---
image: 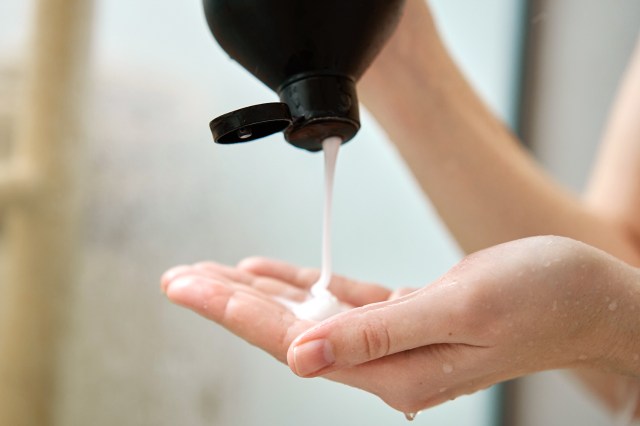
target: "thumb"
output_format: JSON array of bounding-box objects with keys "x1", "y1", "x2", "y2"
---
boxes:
[{"x1": 286, "y1": 283, "x2": 471, "y2": 377}]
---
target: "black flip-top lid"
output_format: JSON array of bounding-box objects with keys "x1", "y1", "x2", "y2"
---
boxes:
[{"x1": 210, "y1": 102, "x2": 292, "y2": 143}]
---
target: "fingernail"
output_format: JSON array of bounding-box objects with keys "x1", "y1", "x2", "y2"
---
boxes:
[
  {"x1": 165, "y1": 277, "x2": 211, "y2": 308},
  {"x1": 166, "y1": 277, "x2": 195, "y2": 294},
  {"x1": 292, "y1": 339, "x2": 335, "y2": 376},
  {"x1": 160, "y1": 265, "x2": 191, "y2": 293}
]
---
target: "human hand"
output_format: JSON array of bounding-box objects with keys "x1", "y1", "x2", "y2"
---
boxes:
[
  {"x1": 161, "y1": 236, "x2": 640, "y2": 414},
  {"x1": 160, "y1": 257, "x2": 392, "y2": 365}
]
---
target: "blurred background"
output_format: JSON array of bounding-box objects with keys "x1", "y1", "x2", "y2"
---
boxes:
[{"x1": 0, "y1": 0, "x2": 638, "y2": 425}]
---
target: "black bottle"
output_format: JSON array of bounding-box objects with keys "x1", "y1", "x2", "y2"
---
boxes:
[{"x1": 204, "y1": 0, "x2": 405, "y2": 151}]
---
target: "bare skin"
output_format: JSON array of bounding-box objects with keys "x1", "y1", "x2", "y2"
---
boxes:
[
  {"x1": 355, "y1": 0, "x2": 640, "y2": 415},
  {"x1": 162, "y1": 237, "x2": 640, "y2": 414},
  {"x1": 162, "y1": 0, "x2": 640, "y2": 418}
]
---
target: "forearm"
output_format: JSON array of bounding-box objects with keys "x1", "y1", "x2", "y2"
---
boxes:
[
  {"x1": 360, "y1": 25, "x2": 640, "y2": 266},
  {"x1": 586, "y1": 38, "x2": 640, "y2": 242},
  {"x1": 584, "y1": 256, "x2": 640, "y2": 417}
]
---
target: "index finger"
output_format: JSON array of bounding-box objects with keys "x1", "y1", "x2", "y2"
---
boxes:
[{"x1": 165, "y1": 275, "x2": 312, "y2": 362}]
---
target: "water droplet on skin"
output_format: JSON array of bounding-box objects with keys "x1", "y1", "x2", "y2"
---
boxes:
[
  {"x1": 608, "y1": 301, "x2": 618, "y2": 311},
  {"x1": 439, "y1": 387, "x2": 447, "y2": 393},
  {"x1": 578, "y1": 354, "x2": 588, "y2": 361},
  {"x1": 442, "y1": 363, "x2": 454, "y2": 374},
  {"x1": 404, "y1": 412, "x2": 420, "y2": 421}
]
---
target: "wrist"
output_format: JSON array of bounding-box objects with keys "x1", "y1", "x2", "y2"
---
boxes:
[
  {"x1": 359, "y1": 45, "x2": 455, "y2": 139},
  {"x1": 592, "y1": 262, "x2": 640, "y2": 376},
  {"x1": 359, "y1": 8, "x2": 453, "y2": 130}
]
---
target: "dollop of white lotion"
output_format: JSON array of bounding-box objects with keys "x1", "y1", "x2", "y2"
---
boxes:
[
  {"x1": 289, "y1": 136, "x2": 347, "y2": 321},
  {"x1": 292, "y1": 292, "x2": 346, "y2": 321}
]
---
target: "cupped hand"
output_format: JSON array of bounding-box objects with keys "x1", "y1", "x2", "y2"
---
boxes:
[
  {"x1": 161, "y1": 236, "x2": 637, "y2": 413},
  {"x1": 160, "y1": 258, "x2": 392, "y2": 364}
]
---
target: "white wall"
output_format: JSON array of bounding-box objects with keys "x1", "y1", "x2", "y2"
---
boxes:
[{"x1": 0, "y1": 0, "x2": 526, "y2": 424}]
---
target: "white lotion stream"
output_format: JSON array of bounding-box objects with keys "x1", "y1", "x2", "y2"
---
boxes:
[
  {"x1": 282, "y1": 138, "x2": 422, "y2": 422},
  {"x1": 287, "y1": 136, "x2": 348, "y2": 321}
]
